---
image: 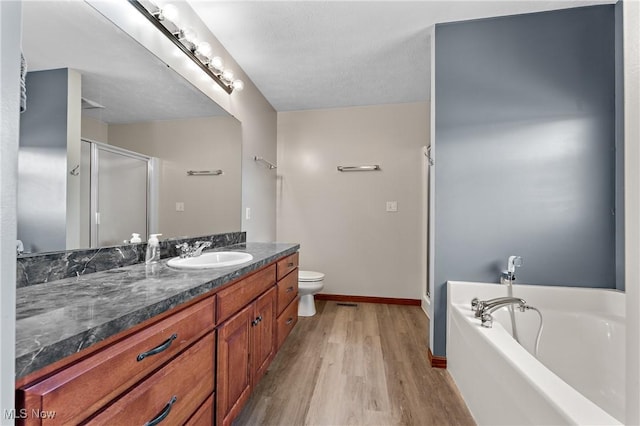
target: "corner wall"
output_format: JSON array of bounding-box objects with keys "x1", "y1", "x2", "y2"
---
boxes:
[
  {"x1": 277, "y1": 103, "x2": 429, "y2": 299},
  {"x1": 432, "y1": 5, "x2": 617, "y2": 357},
  {"x1": 624, "y1": 0, "x2": 640, "y2": 422}
]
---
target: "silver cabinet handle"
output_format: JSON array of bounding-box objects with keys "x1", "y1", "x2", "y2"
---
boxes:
[
  {"x1": 251, "y1": 316, "x2": 263, "y2": 327},
  {"x1": 144, "y1": 395, "x2": 177, "y2": 426},
  {"x1": 137, "y1": 334, "x2": 177, "y2": 362}
]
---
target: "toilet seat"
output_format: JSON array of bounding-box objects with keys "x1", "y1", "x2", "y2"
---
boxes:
[{"x1": 298, "y1": 270, "x2": 324, "y2": 282}]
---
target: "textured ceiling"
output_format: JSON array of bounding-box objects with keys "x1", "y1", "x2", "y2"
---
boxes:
[
  {"x1": 22, "y1": 1, "x2": 227, "y2": 124},
  {"x1": 188, "y1": 0, "x2": 615, "y2": 111}
]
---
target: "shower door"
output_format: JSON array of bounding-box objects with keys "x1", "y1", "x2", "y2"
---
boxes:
[{"x1": 88, "y1": 141, "x2": 150, "y2": 247}]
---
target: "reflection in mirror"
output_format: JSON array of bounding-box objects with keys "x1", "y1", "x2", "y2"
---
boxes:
[{"x1": 18, "y1": 1, "x2": 242, "y2": 254}]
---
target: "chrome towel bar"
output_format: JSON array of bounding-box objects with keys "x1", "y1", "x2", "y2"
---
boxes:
[
  {"x1": 337, "y1": 165, "x2": 381, "y2": 172},
  {"x1": 254, "y1": 156, "x2": 277, "y2": 169},
  {"x1": 187, "y1": 170, "x2": 223, "y2": 176}
]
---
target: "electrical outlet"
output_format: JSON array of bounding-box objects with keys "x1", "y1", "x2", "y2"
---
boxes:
[
  {"x1": 386, "y1": 201, "x2": 398, "y2": 212},
  {"x1": 176, "y1": 202, "x2": 185, "y2": 212},
  {"x1": 245, "y1": 207, "x2": 251, "y2": 220}
]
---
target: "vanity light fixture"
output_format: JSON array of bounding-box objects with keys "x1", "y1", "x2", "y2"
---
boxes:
[{"x1": 129, "y1": 0, "x2": 244, "y2": 94}]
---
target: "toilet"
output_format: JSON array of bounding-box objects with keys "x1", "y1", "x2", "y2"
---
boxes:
[{"x1": 297, "y1": 270, "x2": 325, "y2": 317}]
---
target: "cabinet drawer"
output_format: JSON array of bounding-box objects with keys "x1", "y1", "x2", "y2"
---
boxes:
[
  {"x1": 87, "y1": 332, "x2": 215, "y2": 425},
  {"x1": 217, "y1": 265, "x2": 276, "y2": 323},
  {"x1": 19, "y1": 297, "x2": 215, "y2": 425},
  {"x1": 276, "y1": 269, "x2": 298, "y2": 316},
  {"x1": 276, "y1": 252, "x2": 299, "y2": 281},
  {"x1": 186, "y1": 393, "x2": 214, "y2": 426},
  {"x1": 277, "y1": 297, "x2": 299, "y2": 350}
]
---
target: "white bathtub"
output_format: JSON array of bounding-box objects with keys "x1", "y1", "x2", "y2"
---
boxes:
[{"x1": 447, "y1": 281, "x2": 624, "y2": 425}]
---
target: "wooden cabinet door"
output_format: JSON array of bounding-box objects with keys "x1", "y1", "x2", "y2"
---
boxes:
[
  {"x1": 216, "y1": 305, "x2": 252, "y2": 426},
  {"x1": 252, "y1": 286, "x2": 277, "y2": 386}
]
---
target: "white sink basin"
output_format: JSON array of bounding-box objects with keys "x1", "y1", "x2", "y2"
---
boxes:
[{"x1": 167, "y1": 251, "x2": 253, "y2": 269}]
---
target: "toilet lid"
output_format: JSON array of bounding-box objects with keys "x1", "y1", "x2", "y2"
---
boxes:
[{"x1": 299, "y1": 270, "x2": 325, "y2": 282}]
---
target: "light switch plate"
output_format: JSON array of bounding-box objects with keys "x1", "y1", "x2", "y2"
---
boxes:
[
  {"x1": 176, "y1": 202, "x2": 185, "y2": 212},
  {"x1": 245, "y1": 207, "x2": 251, "y2": 220},
  {"x1": 386, "y1": 201, "x2": 398, "y2": 212}
]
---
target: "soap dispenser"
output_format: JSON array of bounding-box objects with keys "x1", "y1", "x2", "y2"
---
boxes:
[{"x1": 145, "y1": 233, "x2": 162, "y2": 264}]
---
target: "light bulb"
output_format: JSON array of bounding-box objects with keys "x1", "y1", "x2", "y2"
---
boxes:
[
  {"x1": 232, "y1": 80, "x2": 244, "y2": 91},
  {"x1": 181, "y1": 27, "x2": 197, "y2": 42},
  {"x1": 161, "y1": 4, "x2": 179, "y2": 23},
  {"x1": 222, "y1": 70, "x2": 234, "y2": 82},
  {"x1": 209, "y1": 56, "x2": 224, "y2": 72},
  {"x1": 196, "y1": 42, "x2": 212, "y2": 57}
]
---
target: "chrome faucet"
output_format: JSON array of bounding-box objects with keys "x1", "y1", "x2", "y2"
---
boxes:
[
  {"x1": 192, "y1": 241, "x2": 212, "y2": 256},
  {"x1": 471, "y1": 296, "x2": 519, "y2": 317},
  {"x1": 175, "y1": 241, "x2": 212, "y2": 258},
  {"x1": 471, "y1": 297, "x2": 527, "y2": 328}
]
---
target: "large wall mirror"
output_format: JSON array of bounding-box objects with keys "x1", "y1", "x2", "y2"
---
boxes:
[{"x1": 18, "y1": 1, "x2": 242, "y2": 254}]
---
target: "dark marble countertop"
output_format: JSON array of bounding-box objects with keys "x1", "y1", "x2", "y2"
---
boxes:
[{"x1": 16, "y1": 242, "x2": 299, "y2": 381}]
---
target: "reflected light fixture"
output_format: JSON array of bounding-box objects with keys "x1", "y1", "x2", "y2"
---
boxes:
[{"x1": 130, "y1": 0, "x2": 244, "y2": 94}]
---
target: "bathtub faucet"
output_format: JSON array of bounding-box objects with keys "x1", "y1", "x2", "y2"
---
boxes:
[
  {"x1": 500, "y1": 255, "x2": 523, "y2": 284},
  {"x1": 472, "y1": 296, "x2": 519, "y2": 317},
  {"x1": 474, "y1": 297, "x2": 527, "y2": 328}
]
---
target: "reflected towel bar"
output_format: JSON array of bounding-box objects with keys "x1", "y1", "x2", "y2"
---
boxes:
[
  {"x1": 254, "y1": 156, "x2": 277, "y2": 169},
  {"x1": 337, "y1": 165, "x2": 381, "y2": 172},
  {"x1": 187, "y1": 170, "x2": 223, "y2": 176}
]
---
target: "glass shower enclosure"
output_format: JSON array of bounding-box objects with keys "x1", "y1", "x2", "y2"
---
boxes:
[{"x1": 81, "y1": 140, "x2": 153, "y2": 247}]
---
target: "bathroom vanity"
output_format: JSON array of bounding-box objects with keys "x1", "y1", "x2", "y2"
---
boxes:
[{"x1": 14, "y1": 243, "x2": 299, "y2": 425}]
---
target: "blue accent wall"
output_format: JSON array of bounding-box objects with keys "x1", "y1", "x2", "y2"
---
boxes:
[
  {"x1": 432, "y1": 5, "x2": 617, "y2": 357},
  {"x1": 614, "y1": 1, "x2": 625, "y2": 291},
  {"x1": 18, "y1": 69, "x2": 69, "y2": 253}
]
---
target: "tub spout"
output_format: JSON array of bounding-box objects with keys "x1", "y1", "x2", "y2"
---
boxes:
[
  {"x1": 473, "y1": 296, "x2": 525, "y2": 318},
  {"x1": 478, "y1": 297, "x2": 527, "y2": 328},
  {"x1": 483, "y1": 297, "x2": 526, "y2": 313}
]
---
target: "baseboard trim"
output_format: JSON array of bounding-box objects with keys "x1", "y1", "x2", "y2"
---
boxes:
[
  {"x1": 428, "y1": 348, "x2": 447, "y2": 369},
  {"x1": 315, "y1": 294, "x2": 421, "y2": 306}
]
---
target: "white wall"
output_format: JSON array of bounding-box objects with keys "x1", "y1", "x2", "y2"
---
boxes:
[
  {"x1": 277, "y1": 103, "x2": 429, "y2": 299},
  {"x1": 65, "y1": 69, "x2": 82, "y2": 250},
  {"x1": 81, "y1": 116, "x2": 108, "y2": 143},
  {"x1": 109, "y1": 117, "x2": 242, "y2": 239},
  {"x1": 624, "y1": 0, "x2": 640, "y2": 422},
  {"x1": 0, "y1": 0, "x2": 20, "y2": 419},
  {"x1": 230, "y1": 87, "x2": 278, "y2": 242},
  {"x1": 88, "y1": 0, "x2": 278, "y2": 242}
]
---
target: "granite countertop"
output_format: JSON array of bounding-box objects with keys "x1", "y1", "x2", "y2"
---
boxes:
[{"x1": 16, "y1": 242, "x2": 299, "y2": 381}]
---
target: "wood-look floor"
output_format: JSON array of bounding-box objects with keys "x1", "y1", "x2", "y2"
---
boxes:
[{"x1": 234, "y1": 300, "x2": 475, "y2": 426}]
